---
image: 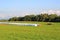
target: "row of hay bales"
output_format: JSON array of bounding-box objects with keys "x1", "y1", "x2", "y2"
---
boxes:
[{"x1": 0, "y1": 22, "x2": 38, "y2": 27}]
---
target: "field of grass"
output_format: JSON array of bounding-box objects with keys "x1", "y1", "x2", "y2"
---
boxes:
[{"x1": 0, "y1": 22, "x2": 60, "y2": 40}]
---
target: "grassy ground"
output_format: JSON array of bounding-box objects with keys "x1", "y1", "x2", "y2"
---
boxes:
[{"x1": 0, "y1": 22, "x2": 60, "y2": 40}]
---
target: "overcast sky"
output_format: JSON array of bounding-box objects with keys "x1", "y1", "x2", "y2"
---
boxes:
[{"x1": 0, "y1": 0, "x2": 60, "y2": 19}]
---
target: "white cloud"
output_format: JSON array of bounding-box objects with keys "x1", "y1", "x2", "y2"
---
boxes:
[{"x1": 41, "y1": 10, "x2": 60, "y2": 15}]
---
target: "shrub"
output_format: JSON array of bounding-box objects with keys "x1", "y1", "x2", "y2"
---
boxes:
[{"x1": 47, "y1": 22, "x2": 52, "y2": 25}]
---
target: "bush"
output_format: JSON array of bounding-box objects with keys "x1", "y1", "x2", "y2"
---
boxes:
[{"x1": 47, "y1": 22, "x2": 52, "y2": 25}]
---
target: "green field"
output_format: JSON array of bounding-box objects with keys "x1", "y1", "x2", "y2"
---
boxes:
[{"x1": 0, "y1": 22, "x2": 60, "y2": 40}]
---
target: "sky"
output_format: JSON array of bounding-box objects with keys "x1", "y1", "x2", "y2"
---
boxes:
[{"x1": 0, "y1": 0, "x2": 60, "y2": 19}]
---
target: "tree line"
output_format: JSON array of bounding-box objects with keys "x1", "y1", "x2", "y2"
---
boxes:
[{"x1": 8, "y1": 14, "x2": 60, "y2": 22}]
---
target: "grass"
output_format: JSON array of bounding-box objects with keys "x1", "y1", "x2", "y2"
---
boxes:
[{"x1": 0, "y1": 22, "x2": 60, "y2": 40}]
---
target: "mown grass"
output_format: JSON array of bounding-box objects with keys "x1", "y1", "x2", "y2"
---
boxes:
[{"x1": 0, "y1": 22, "x2": 60, "y2": 40}]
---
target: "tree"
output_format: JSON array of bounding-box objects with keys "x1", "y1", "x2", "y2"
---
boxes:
[
  {"x1": 8, "y1": 17, "x2": 18, "y2": 21},
  {"x1": 40, "y1": 14, "x2": 49, "y2": 22},
  {"x1": 49, "y1": 14, "x2": 57, "y2": 22},
  {"x1": 23, "y1": 15, "x2": 31, "y2": 21},
  {"x1": 54, "y1": 16, "x2": 60, "y2": 22},
  {"x1": 17, "y1": 17, "x2": 24, "y2": 21}
]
